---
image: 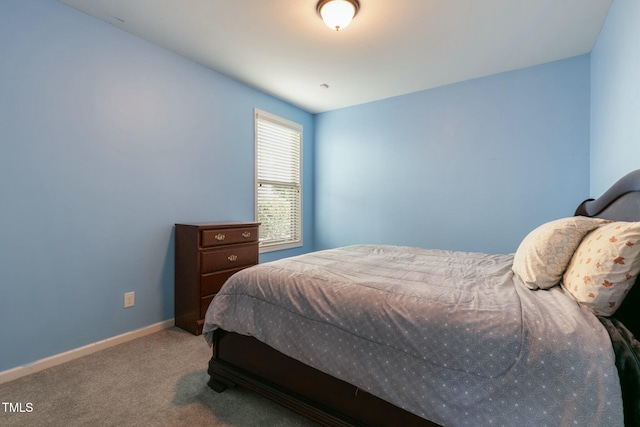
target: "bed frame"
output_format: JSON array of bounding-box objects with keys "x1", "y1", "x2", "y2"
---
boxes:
[{"x1": 208, "y1": 169, "x2": 640, "y2": 427}]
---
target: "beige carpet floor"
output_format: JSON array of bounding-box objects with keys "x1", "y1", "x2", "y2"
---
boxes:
[{"x1": 0, "y1": 327, "x2": 318, "y2": 427}]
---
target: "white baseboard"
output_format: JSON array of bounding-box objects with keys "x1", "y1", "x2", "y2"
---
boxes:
[{"x1": 0, "y1": 319, "x2": 175, "y2": 385}]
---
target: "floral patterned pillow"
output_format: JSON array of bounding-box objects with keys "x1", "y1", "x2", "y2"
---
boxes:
[
  {"x1": 512, "y1": 217, "x2": 609, "y2": 289},
  {"x1": 562, "y1": 221, "x2": 640, "y2": 316}
]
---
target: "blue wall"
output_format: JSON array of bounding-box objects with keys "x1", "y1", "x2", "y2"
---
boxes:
[
  {"x1": 590, "y1": 0, "x2": 640, "y2": 195},
  {"x1": 0, "y1": 0, "x2": 314, "y2": 372},
  {"x1": 315, "y1": 56, "x2": 591, "y2": 254}
]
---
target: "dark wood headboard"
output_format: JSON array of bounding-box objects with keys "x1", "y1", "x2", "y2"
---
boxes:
[{"x1": 574, "y1": 169, "x2": 640, "y2": 337}]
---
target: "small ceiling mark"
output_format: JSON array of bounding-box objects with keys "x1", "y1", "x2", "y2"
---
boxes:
[{"x1": 320, "y1": 83, "x2": 330, "y2": 89}]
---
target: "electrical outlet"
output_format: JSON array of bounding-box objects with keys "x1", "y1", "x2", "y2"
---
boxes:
[{"x1": 124, "y1": 292, "x2": 135, "y2": 308}]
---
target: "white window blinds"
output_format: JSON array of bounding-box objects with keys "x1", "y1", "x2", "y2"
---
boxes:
[{"x1": 255, "y1": 109, "x2": 303, "y2": 252}]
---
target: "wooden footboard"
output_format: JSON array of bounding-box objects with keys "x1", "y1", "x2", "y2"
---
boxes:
[{"x1": 208, "y1": 330, "x2": 440, "y2": 427}]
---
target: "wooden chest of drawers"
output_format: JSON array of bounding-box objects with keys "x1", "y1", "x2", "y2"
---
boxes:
[{"x1": 174, "y1": 222, "x2": 259, "y2": 335}]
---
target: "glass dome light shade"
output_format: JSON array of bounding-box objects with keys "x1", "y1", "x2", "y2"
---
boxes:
[{"x1": 318, "y1": 0, "x2": 358, "y2": 31}]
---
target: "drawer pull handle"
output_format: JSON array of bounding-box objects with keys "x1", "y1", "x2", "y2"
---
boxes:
[
  {"x1": 214, "y1": 233, "x2": 226, "y2": 241},
  {"x1": 242, "y1": 232, "x2": 251, "y2": 238},
  {"x1": 228, "y1": 255, "x2": 238, "y2": 262}
]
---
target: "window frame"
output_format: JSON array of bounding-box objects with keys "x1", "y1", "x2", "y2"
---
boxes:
[{"x1": 254, "y1": 109, "x2": 303, "y2": 253}]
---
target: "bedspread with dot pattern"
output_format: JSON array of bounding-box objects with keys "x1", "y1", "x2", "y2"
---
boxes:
[{"x1": 204, "y1": 245, "x2": 623, "y2": 426}]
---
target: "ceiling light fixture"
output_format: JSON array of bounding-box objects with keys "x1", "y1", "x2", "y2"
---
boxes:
[{"x1": 316, "y1": 0, "x2": 360, "y2": 31}]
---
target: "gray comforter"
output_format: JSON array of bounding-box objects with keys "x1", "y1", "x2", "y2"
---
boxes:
[{"x1": 203, "y1": 245, "x2": 623, "y2": 426}]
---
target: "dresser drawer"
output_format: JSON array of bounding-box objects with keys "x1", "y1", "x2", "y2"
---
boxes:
[
  {"x1": 200, "y1": 227, "x2": 258, "y2": 247},
  {"x1": 201, "y1": 268, "x2": 245, "y2": 296},
  {"x1": 201, "y1": 295, "x2": 214, "y2": 318},
  {"x1": 200, "y1": 244, "x2": 258, "y2": 274}
]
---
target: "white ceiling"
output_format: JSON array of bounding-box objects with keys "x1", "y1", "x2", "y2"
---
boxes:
[{"x1": 58, "y1": 0, "x2": 612, "y2": 114}]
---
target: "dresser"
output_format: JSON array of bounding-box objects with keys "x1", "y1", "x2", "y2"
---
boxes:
[{"x1": 174, "y1": 222, "x2": 260, "y2": 335}]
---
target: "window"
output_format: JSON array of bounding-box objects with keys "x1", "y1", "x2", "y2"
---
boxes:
[{"x1": 255, "y1": 109, "x2": 303, "y2": 252}]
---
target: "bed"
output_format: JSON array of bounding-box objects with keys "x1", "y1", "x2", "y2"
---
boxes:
[{"x1": 203, "y1": 169, "x2": 640, "y2": 427}]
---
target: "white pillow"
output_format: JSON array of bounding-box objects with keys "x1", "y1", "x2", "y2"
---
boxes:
[
  {"x1": 512, "y1": 217, "x2": 609, "y2": 289},
  {"x1": 562, "y1": 221, "x2": 640, "y2": 316}
]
